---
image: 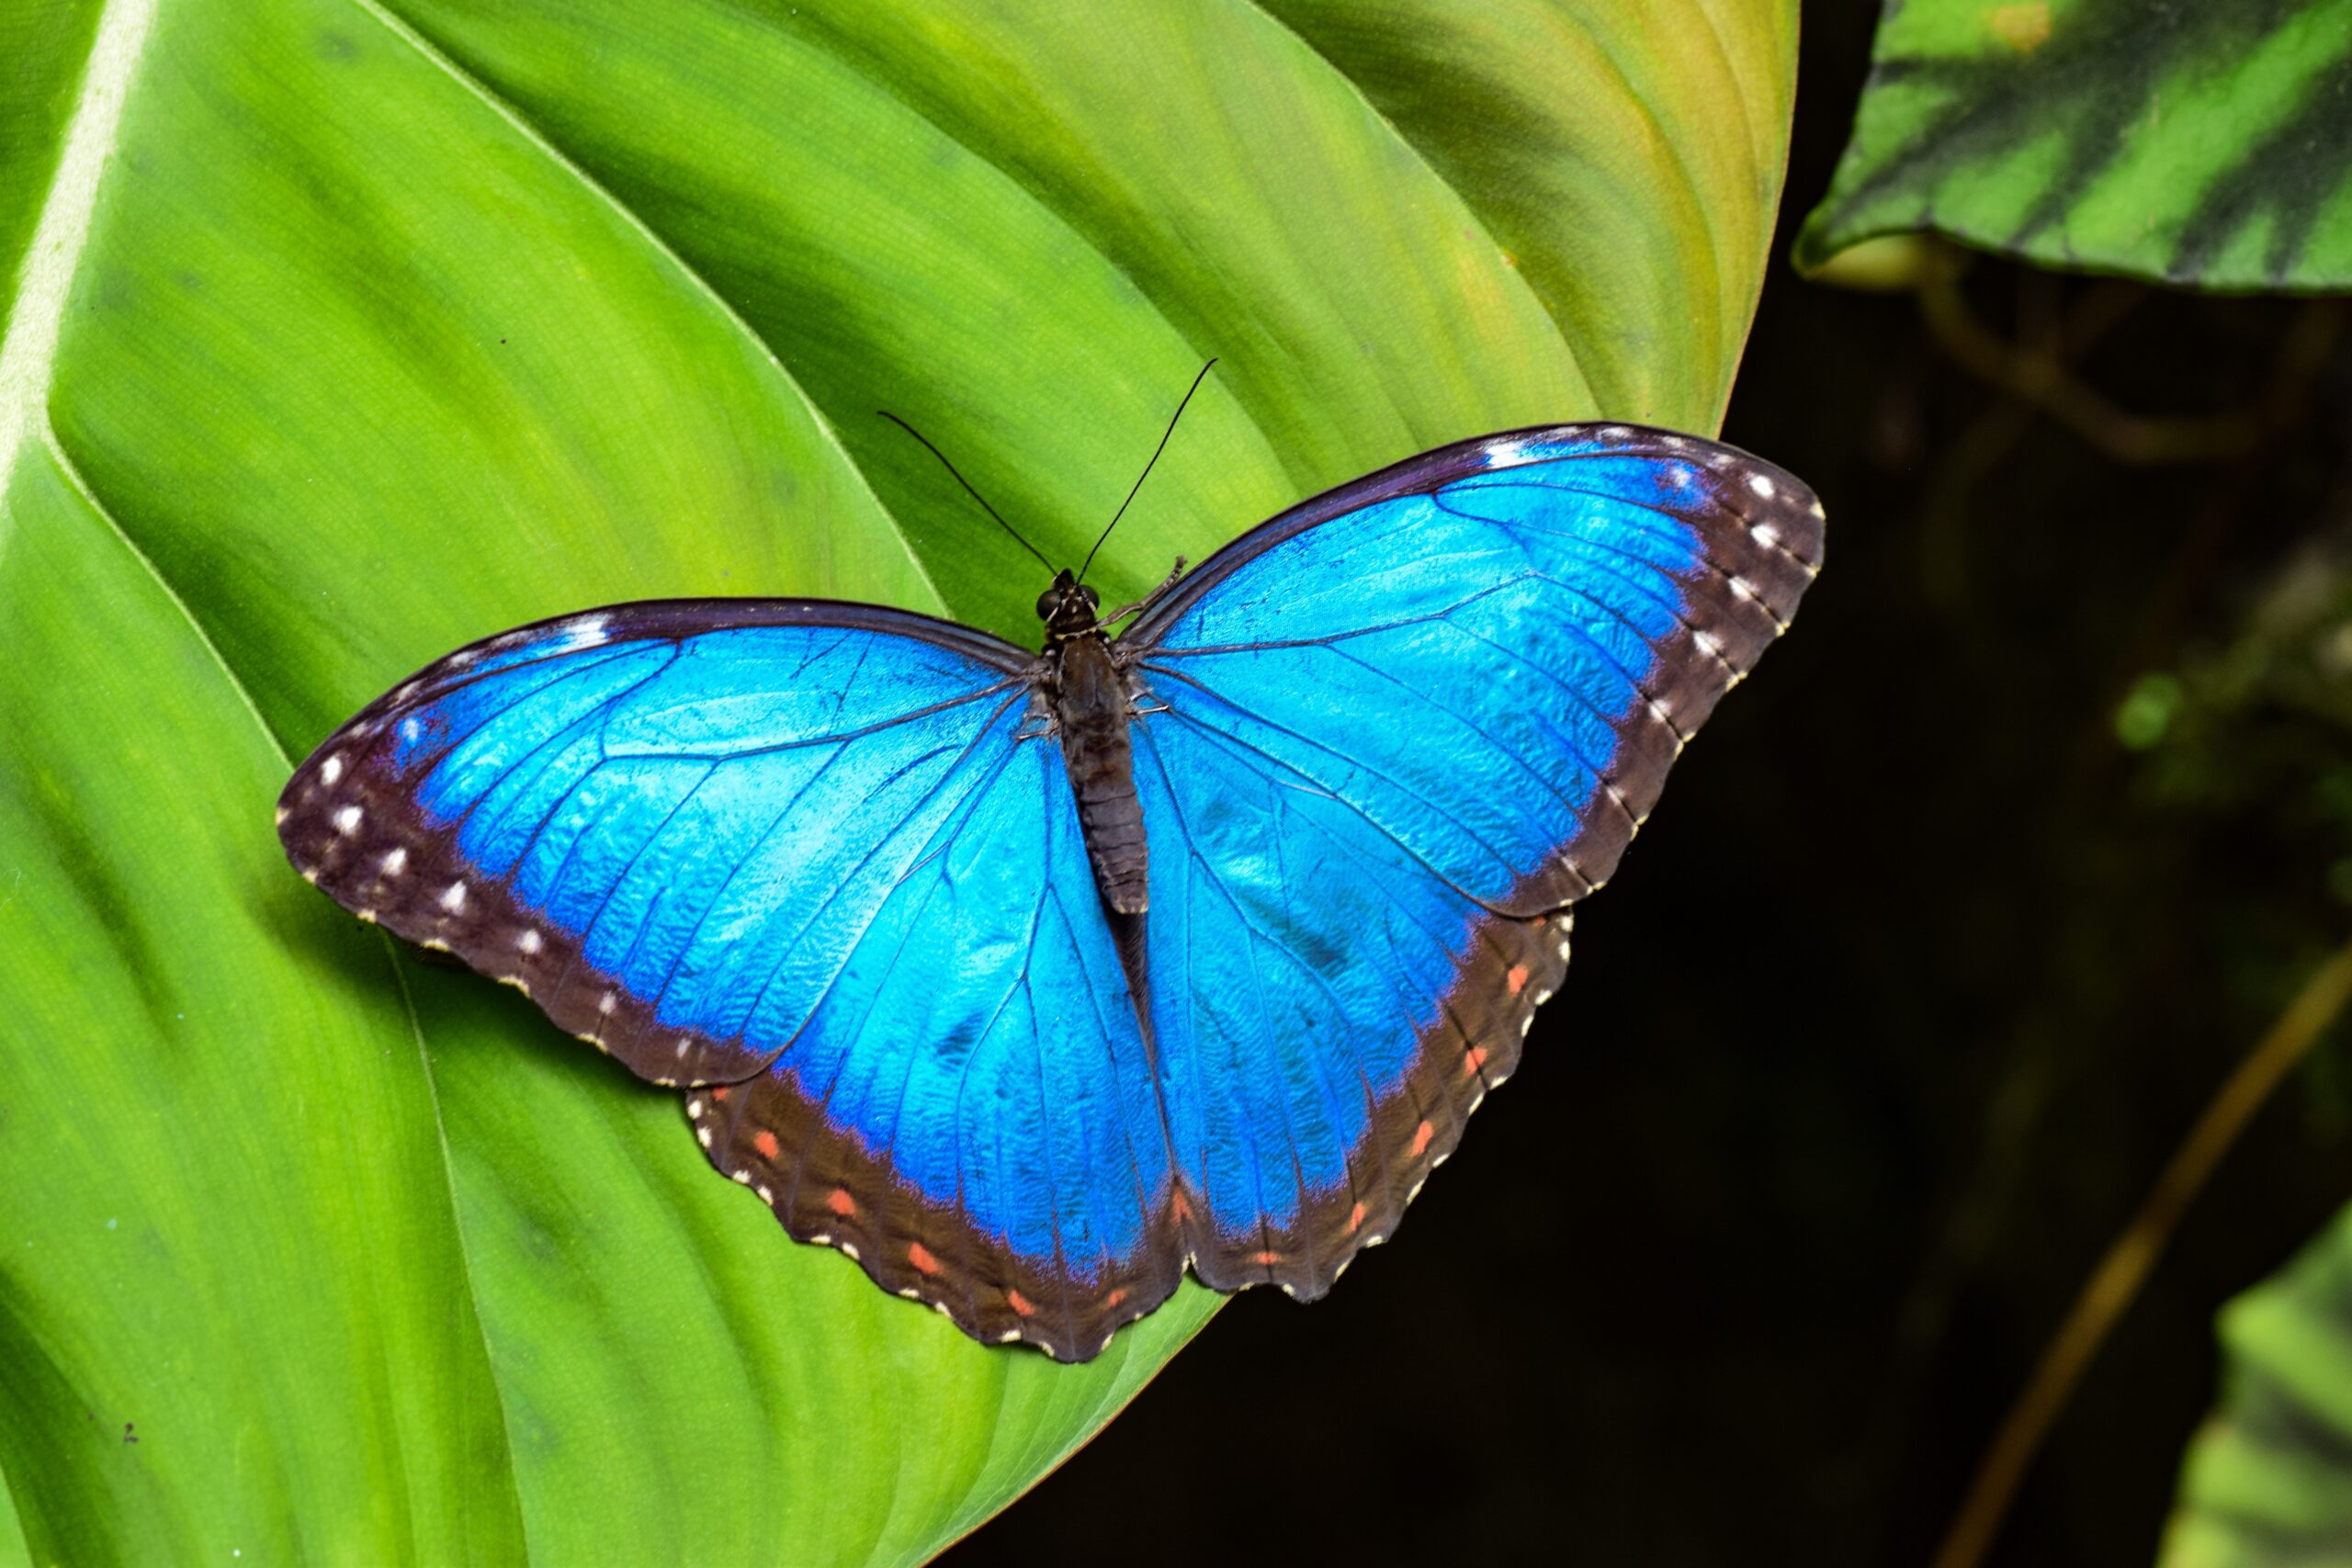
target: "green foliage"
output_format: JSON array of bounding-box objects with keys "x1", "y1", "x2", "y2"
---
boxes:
[
  {"x1": 0, "y1": 0, "x2": 1794, "y2": 1562},
  {"x1": 2165, "y1": 1197, "x2": 2352, "y2": 1565},
  {"x1": 1800, "y1": 0, "x2": 2352, "y2": 290},
  {"x1": 2121, "y1": 527, "x2": 2352, "y2": 929},
  {"x1": 2144, "y1": 527, "x2": 2352, "y2": 1564}
]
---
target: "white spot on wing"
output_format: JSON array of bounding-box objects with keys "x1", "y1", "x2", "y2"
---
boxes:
[
  {"x1": 320, "y1": 754, "x2": 345, "y2": 785},
  {"x1": 545, "y1": 614, "x2": 612, "y2": 654},
  {"x1": 332, "y1": 805, "x2": 361, "y2": 835},
  {"x1": 1752, "y1": 522, "x2": 1781, "y2": 547},
  {"x1": 439, "y1": 881, "x2": 466, "y2": 913},
  {"x1": 1747, "y1": 471, "x2": 1776, "y2": 498},
  {"x1": 379, "y1": 848, "x2": 407, "y2": 876},
  {"x1": 517, "y1": 929, "x2": 542, "y2": 955}
]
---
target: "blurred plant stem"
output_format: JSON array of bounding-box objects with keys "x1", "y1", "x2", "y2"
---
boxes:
[
  {"x1": 1930, "y1": 933, "x2": 2352, "y2": 1568},
  {"x1": 1915, "y1": 253, "x2": 2345, "y2": 466}
]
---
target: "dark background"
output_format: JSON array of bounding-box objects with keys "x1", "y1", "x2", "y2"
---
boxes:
[{"x1": 956, "y1": 4, "x2": 2352, "y2": 1563}]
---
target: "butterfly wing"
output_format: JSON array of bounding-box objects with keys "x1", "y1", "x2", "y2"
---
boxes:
[
  {"x1": 1120, "y1": 423, "x2": 1823, "y2": 1293},
  {"x1": 278, "y1": 420, "x2": 1822, "y2": 1359},
  {"x1": 279, "y1": 601, "x2": 1182, "y2": 1358}
]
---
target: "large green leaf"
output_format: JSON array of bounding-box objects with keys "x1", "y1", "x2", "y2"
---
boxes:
[
  {"x1": 0, "y1": 1, "x2": 1793, "y2": 1561},
  {"x1": 2163, "y1": 1196, "x2": 2352, "y2": 1566},
  {"x1": 1798, "y1": 0, "x2": 2352, "y2": 290}
]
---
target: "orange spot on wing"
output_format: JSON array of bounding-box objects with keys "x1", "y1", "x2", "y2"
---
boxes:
[
  {"x1": 826, "y1": 1187, "x2": 856, "y2": 1218},
  {"x1": 1464, "y1": 1046, "x2": 1489, "y2": 1077},
  {"x1": 708, "y1": 1086, "x2": 731, "y2": 1102},
  {"x1": 1006, "y1": 1290, "x2": 1035, "y2": 1318},
  {"x1": 1250, "y1": 1249, "x2": 1282, "y2": 1267},
  {"x1": 1347, "y1": 1201, "x2": 1366, "y2": 1234},
  {"x1": 1410, "y1": 1121, "x2": 1435, "y2": 1157},
  {"x1": 1505, "y1": 963, "x2": 1530, "y2": 996},
  {"x1": 908, "y1": 1242, "x2": 941, "y2": 1275},
  {"x1": 1105, "y1": 1288, "x2": 1128, "y2": 1308},
  {"x1": 1170, "y1": 1189, "x2": 1193, "y2": 1224},
  {"x1": 752, "y1": 1129, "x2": 780, "y2": 1161}
]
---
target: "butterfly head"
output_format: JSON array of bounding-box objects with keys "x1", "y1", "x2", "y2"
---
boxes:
[{"x1": 1036, "y1": 569, "x2": 1102, "y2": 641}]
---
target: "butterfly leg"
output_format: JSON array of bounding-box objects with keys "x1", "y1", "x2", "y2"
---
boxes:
[
  {"x1": 1012, "y1": 686, "x2": 1058, "y2": 743},
  {"x1": 1120, "y1": 666, "x2": 1170, "y2": 718},
  {"x1": 1099, "y1": 556, "x2": 1189, "y2": 631}
]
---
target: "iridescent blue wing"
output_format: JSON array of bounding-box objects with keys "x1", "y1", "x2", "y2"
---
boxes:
[
  {"x1": 1119, "y1": 423, "x2": 1823, "y2": 1295},
  {"x1": 278, "y1": 603, "x2": 1182, "y2": 1359}
]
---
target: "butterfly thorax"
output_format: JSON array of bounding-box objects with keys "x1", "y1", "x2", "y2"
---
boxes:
[{"x1": 1037, "y1": 570, "x2": 1149, "y2": 916}]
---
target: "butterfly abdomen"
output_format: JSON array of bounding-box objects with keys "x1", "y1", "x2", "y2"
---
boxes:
[{"x1": 1051, "y1": 632, "x2": 1149, "y2": 915}]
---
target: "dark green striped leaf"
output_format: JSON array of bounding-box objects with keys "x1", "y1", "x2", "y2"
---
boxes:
[
  {"x1": 2164, "y1": 1198, "x2": 2352, "y2": 1565},
  {"x1": 1798, "y1": 0, "x2": 2352, "y2": 290}
]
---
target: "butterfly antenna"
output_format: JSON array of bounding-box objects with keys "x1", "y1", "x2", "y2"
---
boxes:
[
  {"x1": 876, "y1": 410, "x2": 1052, "y2": 572},
  {"x1": 1078, "y1": 357, "x2": 1217, "y2": 585}
]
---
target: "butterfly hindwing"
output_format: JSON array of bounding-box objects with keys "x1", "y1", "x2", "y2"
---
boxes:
[
  {"x1": 1129, "y1": 701, "x2": 1571, "y2": 1295},
  {"x1": 687, "y1": 723, "x2": 1186, "y2": 1358}
]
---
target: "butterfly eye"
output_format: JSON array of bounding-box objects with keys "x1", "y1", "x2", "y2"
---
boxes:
[{"x1": 1035, "y1": 589, "x2": 1060, "y2": 622}]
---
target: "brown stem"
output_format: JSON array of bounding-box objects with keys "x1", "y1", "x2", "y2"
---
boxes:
[
  {"x1": 1930, "y1": 933, "x2": 2352, "y2": 1568},
  {"x1": 1916, "y1": 267, "x2": 2344, "y2": 465}
]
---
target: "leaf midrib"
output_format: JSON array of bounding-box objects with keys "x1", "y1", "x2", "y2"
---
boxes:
[{"x1": 0, "y1": 0, "x2": 155, "y2": 521}]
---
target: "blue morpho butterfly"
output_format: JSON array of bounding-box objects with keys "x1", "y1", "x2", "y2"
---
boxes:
[{"x1": 277, "y1": 378, "x2": 1823, "y2": 1362}]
